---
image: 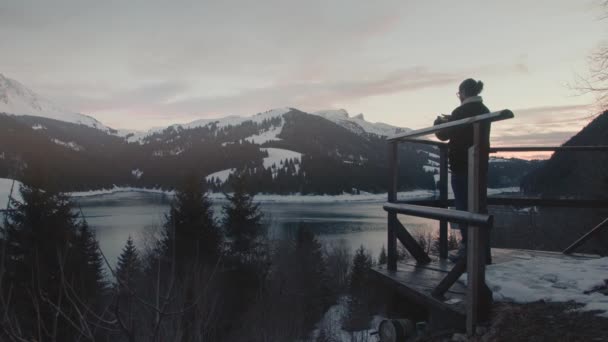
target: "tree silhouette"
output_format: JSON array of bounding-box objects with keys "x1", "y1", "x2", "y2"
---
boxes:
[{"x1": 223, "y1": 173, "x2": 264, "y2": 256}]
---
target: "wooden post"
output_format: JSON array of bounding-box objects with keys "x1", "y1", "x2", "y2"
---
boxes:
[
  {"x1": 388, "y1": 142, "x2": 398, "y2": 271},
  {"x1": 466, "y1": 122, "x2": 492, "y2": 335},
  {"x1": 439, "y1": 145, "x2": 449, "y2": 259}
]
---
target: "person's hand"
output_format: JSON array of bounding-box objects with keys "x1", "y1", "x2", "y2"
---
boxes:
[{"x1": 434, "y1": 115, "x2": 448, "y2": 125}]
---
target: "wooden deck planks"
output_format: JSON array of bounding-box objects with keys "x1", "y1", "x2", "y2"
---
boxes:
[{"x1": 370, "y1": 248, "x2": 601, "y2": 329}]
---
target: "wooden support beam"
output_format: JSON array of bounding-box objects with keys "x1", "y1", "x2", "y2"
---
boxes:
[
  {"x1": 563, "y1": 217, "x2": 608, "y2": 254},
  {"x1": 383, "y1": 203, "x2": 493, "y2": 227},
  {"x1": 439, "y1": 145, "x2": 449, "y2": 259},
  {"x1": 432, "y1": 258, "x2": 466, "y2": 299},
  {"x1": 466, "y1": 122, "x2": 493, "y2": 335},
  {"x1": 388, "y1": 142, "x2": 398, "y2": 271},
  {"x1": 394, "y1": 219, "x2": 432, "y2": 264}
]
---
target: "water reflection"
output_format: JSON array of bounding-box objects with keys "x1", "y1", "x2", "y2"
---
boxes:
[{"x1": 76, "y1": 192, "x2": 440, "y2": 269}]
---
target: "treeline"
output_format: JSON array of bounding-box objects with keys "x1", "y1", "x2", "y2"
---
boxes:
[
  {"x1": 0, "y1": 173, "x2": 386, "y2": 341},
  {"x1": 0, "y1": 111, "x2": 435, "y2": 195}
]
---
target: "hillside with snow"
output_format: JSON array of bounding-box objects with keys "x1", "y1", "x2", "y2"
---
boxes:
[
  {"x1": 0, "y1": 73, "x2": 115, "y2": 133},
  {"x1": 0, "y1": 74, "x2": 538, "y2": 194},
  {"x1": 313, "y1": 109, "x2": 409, "y2": 137}
]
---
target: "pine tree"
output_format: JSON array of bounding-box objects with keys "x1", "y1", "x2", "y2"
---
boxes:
[
  {"x1": 161, "y1": 174, "x2": 222, "y2": 272},
  {"x1": 344, "y1": 245, "x2": 373, "y2": 331},
  {"x1": 349, "y1": 246, "x2": 372, "y2": 297},
  {"x1": 3, "y1": 182, "x2": 85, "y2": 340},
  {"x1": 223, "y1": 173, "x2": 264, "y2": 255},
  {"x1": 294, "y1": 227, "x2": 332, "y2": 329},
  {"x1": 114, "y1": 236, "x2": 142, "y2": 341},
  {"x1": 73, "y1": 220, "x2": 106, "y2": 305},
  {"x1": 378, "y1": 245, "x2": 387, "y2": 265},
  {"x1": 115, "y1": 235, "x2": 141, "y2": 293}
]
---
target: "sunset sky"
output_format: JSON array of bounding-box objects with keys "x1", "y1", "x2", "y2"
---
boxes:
[{"x1": 1, "y1": 0, "x2": 606, "y2": 153}]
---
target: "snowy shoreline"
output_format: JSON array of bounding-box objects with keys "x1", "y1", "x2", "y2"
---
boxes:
[
  {"x1": 2, "y1": 178, "x2": 520, "y2": 206},
  {"x1": 69, "y1": 185, "x2": 521, "y2": 202}
]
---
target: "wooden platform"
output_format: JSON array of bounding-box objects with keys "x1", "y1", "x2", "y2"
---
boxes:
[{"x1": 370, "y1": 248, "x2": 599, "y2": 330}]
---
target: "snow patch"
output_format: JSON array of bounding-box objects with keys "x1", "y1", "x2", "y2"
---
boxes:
[
  {"x1": 243, "y1": 120, "x2": 284, "y2": 144},
  {"x1": 490, "y1": 157, "x2": 510, "y2": 163},
  {"x1": 32, "y1": 124, "x2": 46, "y2": 130},
  {"x1": 205, "y1": 168, "x2": 236, "y2": 183},
  {"x1": 69, "y1": 186, "x2": 172, "y2": 197},
  {"x1": 131, "y1": 169, "x2": 143, "y2": 179},
  {"x1": 463, "y1": 254, "x2": 608, "y2": 317},
  {"x1": 51, "y1": 139, "x2": 84, "y2": 151},
  {"x1": 0, "y1": 178, "x2": 23, "y2": 210},
  {"x1": 311, "y1": 296, "x2": 385, "y2": 342},
  {"x1": 261, "y1": 147, "x2": 302, "y2": 170}
]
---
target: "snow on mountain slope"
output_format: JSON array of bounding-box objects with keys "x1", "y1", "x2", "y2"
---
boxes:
[
  {"x1": 124, "y1": 107, "x2": 292, "y2": 143},
  {"x1": 206, "y1": 147, "x2": 302, "y2": 184},
  {"x1": 313, "y1": 109, "x2": 410, "y2": 137},
  {"x1": 261, "y1": 148, "x2": 302, "y2": 169},
  {"x1": 0, "y1": 178, "x2": 22, "y2": 210},
  {"x1": 0, "y1": 73, "x2": 114, "y2": 132}
]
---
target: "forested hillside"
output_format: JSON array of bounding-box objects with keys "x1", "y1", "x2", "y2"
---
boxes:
[{"x1": 521, "y1": 111, "x2": 608, "y2": 198}]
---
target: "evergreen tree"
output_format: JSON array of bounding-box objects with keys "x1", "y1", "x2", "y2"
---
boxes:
[
  {"x1": 114, "y1": 236, "x2": 142, "y2": 341},
  {"x1": 378, "y1": 245, "x2": 387, "y2": 265},
  {"x1": 115, "y1": 235, "x2": 141, "y2": 293},
  {"x1": 223, "y1": 173, "x2": 264, "y2": 255},
  {"x1": 294, "y1": 227, "x2": 332, "y2": 329},
  {"x1": 349, "y1": 246, "x2": 373, "y2": 297},
  {"x1": 344, "y1": 245, "x2": 373, "y2": 331},
  {"x1": 2, "y1": 182, "x2": 85, "y2": 340},
  {"x1": 161, "y1": 174, "x2": 222, "y2": 273},
  {"x1": 73, "y1": 220, "x2": 106, "y2": 306}
]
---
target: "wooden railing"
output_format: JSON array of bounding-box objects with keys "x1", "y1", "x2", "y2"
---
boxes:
[
  {"x1": 384, "y1": 108, "x2": 608, "y2": 334},
  {"x1": 386, "y1": 109, "x2": 513, "y2": 334}
]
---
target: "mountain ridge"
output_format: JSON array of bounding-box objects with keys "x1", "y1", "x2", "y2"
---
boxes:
[{"x1": 0, "y1": 73, "x2": 410, "y2": 142}]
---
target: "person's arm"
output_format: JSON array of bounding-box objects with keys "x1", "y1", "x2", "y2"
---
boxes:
[{"x1": 434, "y1": 114, "x2": 452, "y2": 141}]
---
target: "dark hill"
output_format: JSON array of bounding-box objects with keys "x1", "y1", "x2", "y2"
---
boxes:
[{"x1": 521, "y1": 111, "x2": 608, "y2": 198}]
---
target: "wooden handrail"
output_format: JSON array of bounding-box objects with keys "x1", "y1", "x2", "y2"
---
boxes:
[
  {"x1": 490, "y1": 146, "x2": 608, "y2": 153},
  {"x1": 397, "y1": 138, "x2": 448, "y2": 148},
  {"x1": 387, "y1": 109, "x2": 514, "y2": 142},
  {"x1": 383, "y1": 203, "x2": 493, "y2": 227}
]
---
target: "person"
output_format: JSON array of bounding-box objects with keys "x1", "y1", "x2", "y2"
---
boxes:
[{"x1": 434, "y1": 78, "x2": 489, "y2": 262}]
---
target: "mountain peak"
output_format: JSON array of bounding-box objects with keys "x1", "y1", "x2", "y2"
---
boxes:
[
  {"x1": 314, "y1": 109, "x2": 349, "y2": 118},
  {"x1": 313, "y1": 108, "x2": 408, "y2": 137},
  {"x1": 0, "y1": 73, "x2": 114, "y2": 132}
]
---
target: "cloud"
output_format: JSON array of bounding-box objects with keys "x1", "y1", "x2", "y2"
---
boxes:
[
  {"x1": 490, "y1": 104, "x2": 596, "y2": 148},
  {"x1": 492, "y1": 131, "x2": 578, "y2": 146},
  {"x1": 157, "y1": 67, "x2": 461, "y2": 116}
]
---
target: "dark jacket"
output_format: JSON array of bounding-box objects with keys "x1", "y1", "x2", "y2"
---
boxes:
[{"x1": 435, "y1": 97, "x2": 490, "y2": 175}]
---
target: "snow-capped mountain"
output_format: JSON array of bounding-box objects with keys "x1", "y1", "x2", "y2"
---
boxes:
[
  {"x1": 0, "y1": 74, "x2": 538, "y2": 194},
  {"x1": 0, "y1": 73, "x2": 114, "y2": 133},
  {"x1": 313, "y1": 109, "x2": 409, "y2": 137},
  {"x1": 123, "y1": 107, "x2": 293, "y2": 143},
  {"x1": 124, "y1": 107, "x2": 409, "y2": 143}
]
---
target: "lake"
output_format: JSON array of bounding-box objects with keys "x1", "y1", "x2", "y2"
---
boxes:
[{"x1": 76, "y1": 191, "x2": 442, "y2": 269}]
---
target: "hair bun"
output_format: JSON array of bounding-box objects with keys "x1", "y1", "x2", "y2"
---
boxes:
[{"x1": 476, "y1": 81, "x2": 484, "y2": 95}]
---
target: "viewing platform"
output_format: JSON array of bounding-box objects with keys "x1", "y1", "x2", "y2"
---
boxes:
[
  {"x1": 373, "y1": 109, "x2": 608, "y2": 336},
  {"x1": 371, "y1": 248, "x2": 601, "y2": 331}
]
